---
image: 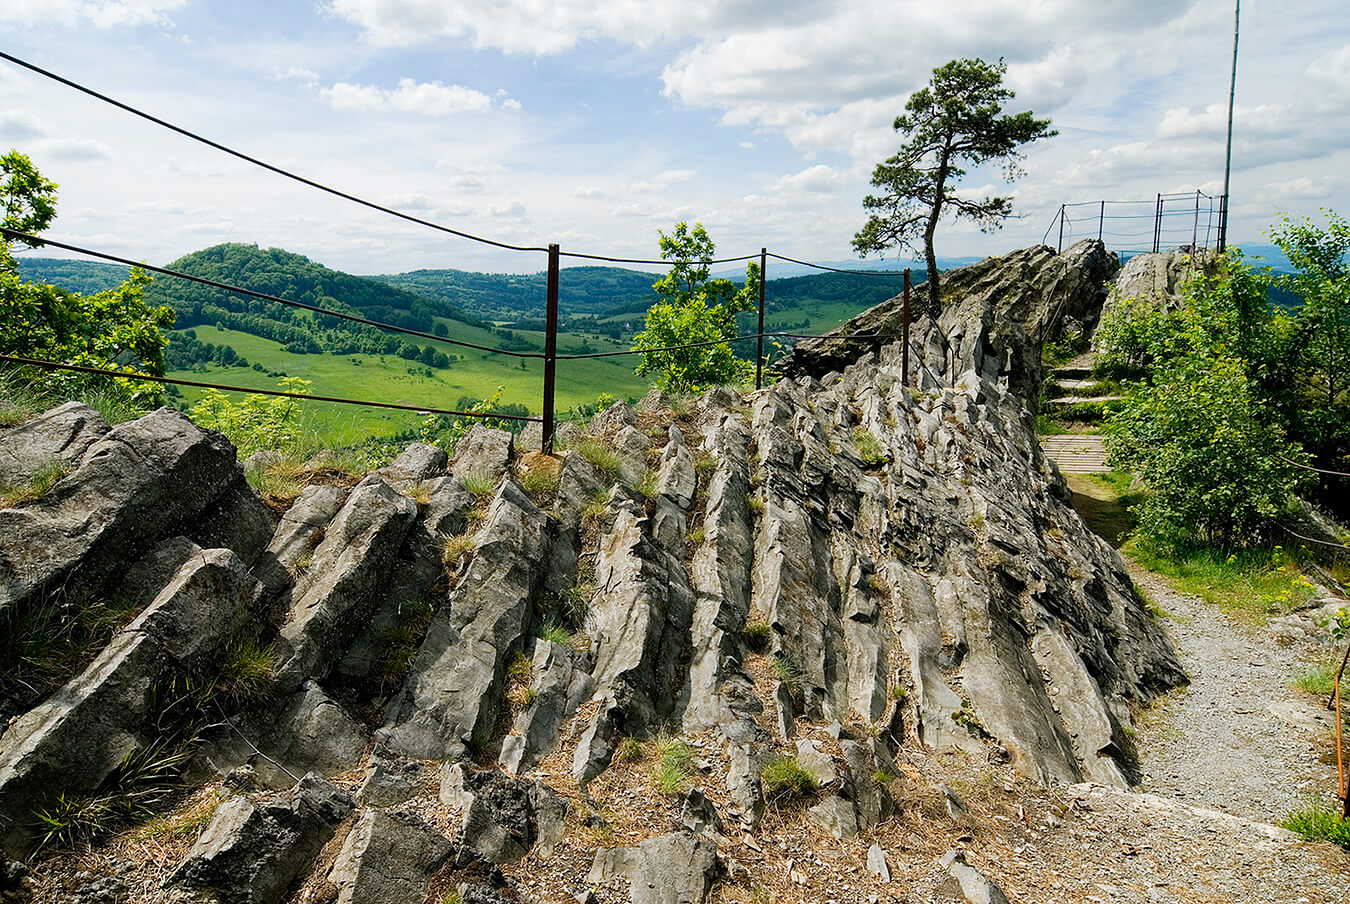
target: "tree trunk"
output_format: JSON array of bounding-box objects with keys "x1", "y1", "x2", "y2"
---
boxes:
[{"x1": 924, "y1": 140, "x2": 953, "y2": 319}]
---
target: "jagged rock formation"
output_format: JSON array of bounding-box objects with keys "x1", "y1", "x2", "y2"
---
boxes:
[{"x1": 0, "y1": 242, "x2": 1185, "y2": 904}]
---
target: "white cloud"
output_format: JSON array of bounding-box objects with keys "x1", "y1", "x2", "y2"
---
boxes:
[
  {"x1": 0, "y1": 113, "x2": 44, "y2": 141},
  {"x1": 573, "y1": 185, "x2": 604, "y2": 199},
  {"x1": 322, "y1": 0, "x2": 834, "y2": 54},
  {"x1": 0, "y1": 0, "x2": 187, "y2": 28},
  {"x1": 485, "y1": 201, "x2": 526, "y2": 218},
  {"x1": 771, "y1": 164, "x2": 846, "y2": 194},
  {"x1": 274, "y1": 66, "x2": 320, "y2": 86},
  {"x1": 321, "y1": 78, "x2": 517, "y2": 116},
  {"x1": 37, "y1": 138, "x2": 112, "y2": 161}
]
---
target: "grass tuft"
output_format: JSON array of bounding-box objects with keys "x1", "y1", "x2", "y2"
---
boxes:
[
  {"x1": 851, "y1": 427, "x2": 886, "y2": 467},
  {"x1": 0, "y1": 460, "x2": 68, "y2": 509},
  {"x1": 742, "y1": 621, "x2": 772, "y2": 654},
  {"x1": 652, "y1": 735, "x2": 695, "y2": 797},
  {"x1": 1291, "y1": 662, "x2": 1336, "y2": 696},
  {"x1": 573, "y1": 439, "x2": 623, "y2": 481},
  {"x1": 461, "y1": 470, "x2": 498, "y2": 496},
  {"x1": 1281, "y1": 804, "x2": 1350, "y2": 848},
  {"x1": 760, "y1": 755, "x2": 818, "y2": 797},
  {"x1": 216, "y1": 637, "x2": 277, "y2": 702}
]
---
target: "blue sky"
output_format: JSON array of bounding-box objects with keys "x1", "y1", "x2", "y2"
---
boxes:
[{"x1": 2, "y1": 1, "x2": 1348, "y2": 275}]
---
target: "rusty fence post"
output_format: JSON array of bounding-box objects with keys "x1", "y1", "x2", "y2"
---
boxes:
[
  {"x1": 902, "y1": 268, "x2": 910, "y2": 385},
  {"x1": 542, "y1": 243, "x2": 559, "y2": 454},
  {"x1": 756, "y1": 247, "x2": 766, "y2": 390}
]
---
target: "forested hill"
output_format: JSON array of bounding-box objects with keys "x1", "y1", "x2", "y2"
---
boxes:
[
  {"x1": 141, "y1": 244, "x2": 488, "y2": 336},
  {"x1": 373, "y1": 265, "x2": 661, "y2": 323}
]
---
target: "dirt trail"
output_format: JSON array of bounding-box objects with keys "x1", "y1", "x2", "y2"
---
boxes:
[{"x1": 1127, "y1": 564, "x2": 1341, "y2": 825}]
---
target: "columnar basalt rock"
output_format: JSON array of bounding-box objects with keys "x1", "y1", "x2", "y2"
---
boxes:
[{"x1": 0, "y1": 241, "x2": 1188, "y2": 900}]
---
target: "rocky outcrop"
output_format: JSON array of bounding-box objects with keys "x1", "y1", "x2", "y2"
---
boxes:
[
  {"x1": 0, "y1": 241, "x2": 1186, "y2": 902},
  {"x1": 0, "y1": 407, "x2": 268, "y2": 620},
  {"x1": 0, "y1": 538, "x2": 260, "y2": 854},
  {"x1": 783, "y1": 240, "x2": 1119, "y2": 409},
  {"x1": 173, "y1": 774, "x2": 354, "y2": 904}
]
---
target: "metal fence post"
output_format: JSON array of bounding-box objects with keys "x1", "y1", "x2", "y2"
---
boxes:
[
  {"x1": 1098, "y1": 200, "x2": 1105, "y2": 242},
  {"x1": 1057, "y1": 204, "x2": 1065, "y2": 252},
  {"x1": 901, "y1": 268, "x2": 910, "y2": 385},
  {"x1": 1153, "y1": 193, "x2": 1163, "y2": 253},
  {"x1": 1191, "y1": 189, "x2": 1201, "y2": 252},
  {"x1": 542, "y1": 243, "x2": 559, "y2": 454},
  {"x1": 756, "y1": 247, "x2": 766, "y2": 390}
]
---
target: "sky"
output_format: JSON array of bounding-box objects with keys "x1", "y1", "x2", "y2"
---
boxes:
[{"x1": 1, "y1": 0, "x2": 1347, "y2": 276}]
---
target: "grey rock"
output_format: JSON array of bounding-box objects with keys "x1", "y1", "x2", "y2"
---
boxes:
[
  {"x1": 440, "y1": 764, "x2": 566, "y2": 864},
  {"x1": 613, "y1": 425, "x2": 653, "y2": 487},
  {"x1": 808, "y1": 795, "x2": 858, "y2": 840},
  {"x1": 572, "y1": 699, "x2": 621, "y2": 786},
  {"x1": 840, "y1": 740, "x2": 884, "y2": 830},
  {"x1": 725, "y1": 744, "x2": 765, "y2": 831},
  {"x1": 793, "y1": 739, "x2": 836, "y2": 787},
  {"x1": 588, "y1": 492, "x2": 695, "y2": 736},
  {"x1": 938, "y1": 850, "x2": 1011, "y2": 904},
  {"x1": 587, "y1": 401, "x2": 637, "y2": 436},
  {"x1": 866, "y1": 843, "x2": 891, "y2": 882},
  {"x1": 188, "y1": 479, "x2": 277, "y2": 565},
  {"x1": 173, "y1": 774, "x2": 355, "y2": 904},
  {"x1": 589, "y1": 831, "x2": 721, "y2": 904},
  {"x1": 277, "y1": 476, "x2": 418, "y2": 685},
  {"x1": 0, "y1": 402, "x2": 107, "y2": 488},
  {"x1": 0, "y1": 540, "x2": 259, "y2": 854},
  {"x1": 0, "y1": 407, "x2": 245, "y2": 619},
  {"x1": 499, "y1": 641, "x2": 592, "y2": 775},
  {"x1": 327, "y1": 808, "x2": 454, "y2": 904},
  {"x1": 680, "y1": 788, "x2": 722, "y2": 835},
  {"x1": 384, "y1": 480, "x2": 553, "y2": 760},
  {"x1": 251, "y1": 484, "x2": 349, "y2": 596},
  {"x1": 450, "y1": 426, "x2": 514, "y2": 481},
  {"x1": 773, "y1": 682, "x2": 795, "y2": 741},
  {"x1": 378, "y1": 442, "x2": 448, "y2": 484},
  {"x1": 355, "y1": 753, "x2": 431, "y2": 808},
  {"x1": 0, "y1": 857, "x2": 33, "y2": 904},
  {"x1": 556, "y1": 450, "x2": 612, "y2": 527},
  {"x1": 255, "y1": 682, "x2": 369, "y2": 784}
]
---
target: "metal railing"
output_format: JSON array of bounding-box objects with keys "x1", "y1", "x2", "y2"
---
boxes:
[{"x1": 1043, "y1": 191, "x2": 1224, "y2": 256}]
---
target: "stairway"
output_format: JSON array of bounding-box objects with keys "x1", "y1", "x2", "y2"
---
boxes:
[{"x1": 1040, "y1": 353, "x2": 1113, "y2": 475}]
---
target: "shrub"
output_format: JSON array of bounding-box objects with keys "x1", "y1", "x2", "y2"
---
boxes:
[
  {"x1": 652, "y1": 735, "x2": 695, "y2": 796},
  {"x1": 852, "y1": 427, "x2": 886, "y2": 467},
  {"x1": 191, "y1": 378, "x2": 314, "y2": 459}
]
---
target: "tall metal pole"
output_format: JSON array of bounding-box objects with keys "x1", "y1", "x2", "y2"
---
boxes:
[
  {"x1": 1057, "y1": 204, "x2": 1065, "y2": 252},
  {"x1": 542, "y1": 243, "x2": 559, "y2": 454},
  {"x1": 755, "y1": 247, "x2": 766, "y2": 390},
  {"x1": 1218, "y1": 0, "x2": 1240, "y2": 254},
  {"x1": 1098, "y1": 200, "x2": 1105, "y2": 242}
]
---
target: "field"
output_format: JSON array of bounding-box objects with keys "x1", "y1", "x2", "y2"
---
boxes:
[{"x1": 167, "y1": 324, "x2": 651, "y2": 447}]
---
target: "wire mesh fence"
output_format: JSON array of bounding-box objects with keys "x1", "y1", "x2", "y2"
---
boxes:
[{"x1": 1042, "y1": 191, "x2": 1223, "y2": 256}]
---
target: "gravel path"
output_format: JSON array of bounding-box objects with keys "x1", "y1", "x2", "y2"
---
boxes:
[{"x1": 1128, "y1": 564, "x2": 1342, "y2": 825}]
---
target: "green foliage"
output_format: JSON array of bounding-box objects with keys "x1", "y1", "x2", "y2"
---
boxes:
[
  {"x1": 852, "y1": 427, "x2": 886, "y2": 467},
  {"x1": 460, "y1": 470, "x2": 499, "y2": 496},
  {"x1": 1291, "y1": 662, "x2": 1336, "y2": 696},
  {"x1": 517, "y1": 461, "x2": 560, "y2": 504},
  {"x1": 1280, "y1": 804, "x2": 1350, "y2": 848},
  {"x1": 1124, "y1": 539, "x2": 1317, "y2": 624},
  {"x1": 191, "y1": 377, "x2": 314, "y2": 459},
  {"x1": 633, "y1": 222, "x2": 757, "y2": 393},
  {"x1": 1094, "y1": 292, "x2": 1176, "y2": 381},
  {"x1": 770, "y1": 653, "x2": 804, "y2": 693},
  {"x1": 0, "y1": 460, "x2": 67, "y2": 509},
  {"x1": 652, "y1": 735, "x2": 696, "y2": 796},
  {"x1": 540, "y1": 622, "x2": 573, "y2": 646},
  {"x1": 617, "y1": 736, "x2": 645, "y2": 763},
  {"x1": 852, "y1": 58, "x2": 1055, "y2": 316},
  {"x1": 1, "y1": 149, "x2": 57, "y2": 241},
  {"x1": 760, "y1": 755, "x2": 818, "y2": 797},
  {"x1": 1106, "y1": 356, "x2": 1305, "y2": 550},
  {"x1": 1, "y1": 151, "x2": 173, "y2": 408},
  {"x1": 573, "y1": 437, "x2": 623, "y2": 481},
  {"x1": 216, "y1": 637, "x2": 277, "y2": 702}
]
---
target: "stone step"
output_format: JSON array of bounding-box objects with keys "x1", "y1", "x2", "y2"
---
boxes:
[{"x1": 1041, "y1": 434, "x2": 1111, "y2": 474}]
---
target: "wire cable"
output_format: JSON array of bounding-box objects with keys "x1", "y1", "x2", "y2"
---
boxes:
[
  {"x1": 1277, "y1": 453, "x2": 1350, "y2": 479},
  {"x1": 765, "y1": 252, "x2": 912, "y2": 277},
  {"x1": 0, "y1": 51, "x2": 549, "y2": 255},
  {"x1": 559, "y1": 329, "x2": 906, "y2": 360},
  {"x1": 0, "y1": 355, "x2": 541, "y2": 421},
  {"x1": 1, "y1": 227, "x2": 544, "y2": 359},
  {"x1": 559, "y1": 250, "x2": 761, "y2": 266}
]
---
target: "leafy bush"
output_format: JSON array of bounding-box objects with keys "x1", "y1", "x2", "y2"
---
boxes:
[
  {"x1": 632, "y1": 222, "x2": 757, "y2": 393},
  {"x1": 1106, "y1": 356, "x2": 1306, "y2": 551},
  {"x1": 191, "y1": 377, "x2": 314, "y2": 459}
]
